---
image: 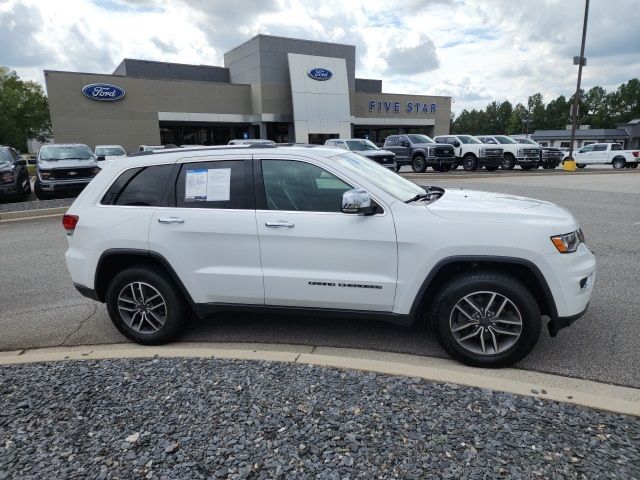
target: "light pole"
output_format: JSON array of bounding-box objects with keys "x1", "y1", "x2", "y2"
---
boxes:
[{"x1": 564, "y1": 0, "x2": 590, "y2": 171}]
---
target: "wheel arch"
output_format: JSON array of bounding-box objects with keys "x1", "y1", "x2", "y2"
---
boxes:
[
  {"x1": 409, "y1": 256, "x2": 557, "y2": 324},
  {"x1": 611, "y1": 155, "x2": 626, "y2": 164},
  {"x1": 94, "y1": 249, "x2": 200, "y2": 316},
  {"x1": 462, "y1": 152, "x2": 477, "y2": 159}
]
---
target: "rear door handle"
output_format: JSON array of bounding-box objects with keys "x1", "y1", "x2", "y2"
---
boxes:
[
  {"x1": 158, "y1": 217, "x2": 185, "y2": 224},
  {"x1": 265, "y1": 221, "x2": 294, "y2": 229}
]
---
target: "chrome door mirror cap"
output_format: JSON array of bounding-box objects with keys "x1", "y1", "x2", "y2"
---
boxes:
[{"x1": 342, "y1": 188, "x2": 376, "y2": 215}]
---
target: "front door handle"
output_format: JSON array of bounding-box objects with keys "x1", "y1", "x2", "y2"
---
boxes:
[
  {"x1": 265, "y1": 221, "x2": 294, "y2": 229},
  {"x1": 158, "y1": 217, "x2": 185, "y2": 224}
]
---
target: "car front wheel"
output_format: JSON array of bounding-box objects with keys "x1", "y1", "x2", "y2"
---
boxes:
[
  {"x1": 411, "y1": 155, "x2": 427, "y2": 173},
  {"x1": 501, "y1": 154, "x2": 516, "y2": 170},
  {"x1": 106, "y1": 266, "x2": 191, "y2": 345},
  {"x1": 462, "y1": 155, "x2": 477, "y2": 171},
  {"x1": 429, "y1": 271, "x2": 541, "y2": 368}
]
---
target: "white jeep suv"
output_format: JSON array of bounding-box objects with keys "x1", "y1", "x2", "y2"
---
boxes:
[{"x1": 63, "y1": 145, "x2": 595, "y2": 367}]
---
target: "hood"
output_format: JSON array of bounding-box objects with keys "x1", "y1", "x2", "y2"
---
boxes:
[
  {"x1": 37, "y1": 158, "x2": 98, "y2": 170},
  {"x1": 360, "y1": 149, "x2": 394, "y2": 158},
  {"x1": 427, "y1": 188, "x2": 577, "y2": 233}
]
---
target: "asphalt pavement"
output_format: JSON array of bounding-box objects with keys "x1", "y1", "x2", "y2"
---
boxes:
[{"x1": 0, "y1": 170, "x2": 638, "y2": 388}]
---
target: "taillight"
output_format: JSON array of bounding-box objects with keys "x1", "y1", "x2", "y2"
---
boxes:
[
  {"x1": 62, "y1": 214, "x2": 79, "y2": 233},
  {"x1": 1, "y1": 172, "x2": 13, "y2": 183},
  {"x1": 632, "y1": 151, "x2": 639, "y2": 158}
]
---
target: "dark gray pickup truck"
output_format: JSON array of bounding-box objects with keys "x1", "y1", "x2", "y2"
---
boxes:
[
  {"x1": 383, "y1": 134, "x2": 456, "y2": 173},
  {"x1": 35, "y1": 144, "x2": 101, "y2": 200}
]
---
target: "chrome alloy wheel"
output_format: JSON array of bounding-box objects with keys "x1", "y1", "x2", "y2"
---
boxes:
[
  {"x1": 117, "y1": 282, "x2": 167, "y2": 334},
  {"x1": 449, "y1": 291, "x2": 523, "y2": 355}
]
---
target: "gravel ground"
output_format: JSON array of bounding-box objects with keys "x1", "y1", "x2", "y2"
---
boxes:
[
  {"x1": 0, "y1": 197, "x2": 73, "y2": 214},
  {"x1": 1, "y1": 358, "x2": 638, "y2": 480}
]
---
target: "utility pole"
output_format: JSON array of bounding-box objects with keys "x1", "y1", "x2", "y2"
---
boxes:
[{"x1": 565, "y1": 0, "x2": 590, "y2": 171}]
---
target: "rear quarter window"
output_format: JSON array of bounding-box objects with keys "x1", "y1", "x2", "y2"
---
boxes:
[{"x1": 101, "y1": 165, "x2": 173, "y2": 206}]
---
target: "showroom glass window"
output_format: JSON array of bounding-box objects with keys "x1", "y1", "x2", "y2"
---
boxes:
[
  {"x1": 261, "y1": 160, "x2": 352, "y2": 212},
  {"x1": 175, "y1": 160, "x2": 248, "y2": 209}
]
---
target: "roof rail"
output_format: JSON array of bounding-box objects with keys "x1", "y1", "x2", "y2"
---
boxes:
[{"x1": 127, "y1": 144, "x2": 280, "y2": 157}]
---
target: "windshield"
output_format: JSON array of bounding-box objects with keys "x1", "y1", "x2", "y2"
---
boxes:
[
  {"x1": 40, "y1": 145, "x2": 93, "y2": 160},
  {"x1": 407, "y1": 134, "x2": 434, "y2": 144},
  {"x1": 334, "y1": 152, "x2": 426, "y2": 202},
  {"x1": 96, "y1": 147, "x2": 126, "y2": 156},
  {"x1": 346, "y1": 139, "x2": 379, "y2": 151},
  {"x1": 516, "y1": 139, "x2": 536, "y2": 145},
  {"x1": 457, "y1": 135, "x2": 482, "y2": 145},
  {"x1": 495, "y1": 136, "x2": 517, "y2": 145},
  {"x1": 0, "y1": 149, "x2": 12, "y2": 165}
]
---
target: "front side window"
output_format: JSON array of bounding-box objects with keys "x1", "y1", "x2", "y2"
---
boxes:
[
  {"x1": 40, "y1": 145, "x2": 94, "y2": 161},
  {"x1": 176, "y1": 160, "x2": 248, "y2": 209},
  {"x1": 580, "y1": 145, "x2": 593, "y2": 152},
  {"x1": 262, "y1": 160, "x2": 352, "y2": 212},
  {"x1": 385, "y1": 136, "x2": 399, "y2": 146}
]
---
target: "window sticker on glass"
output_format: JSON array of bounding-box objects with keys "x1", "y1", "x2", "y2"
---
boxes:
[
  {"x1": 185, "y1": 169, "x2": 208, "y2": 201},
  {"x1": 206, "y1": 168, "x2": 231, "y2": 201}
]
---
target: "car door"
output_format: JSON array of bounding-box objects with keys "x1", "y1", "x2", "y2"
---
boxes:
[
  {"x1": 575, "y1": 144, "x2": 593, "y2": 163},
  {"x1": 383, "y1": 136, "x2": 402, "y2": 159},
  {"x1": 396, "y1": 135, "x2": 412, "y2": 160},
  {"x1": 591, "y1": 144, "x2": 607, "y2": 163},
  {"x1": 253, "y1": 154, "x2": 398, "y2": 312},
  {"x1": 148, "y1": 154, "x2": 264, "y2": 305}
]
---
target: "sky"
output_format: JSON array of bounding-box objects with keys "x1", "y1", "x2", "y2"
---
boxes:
[{"x1": 1, "y1": 0, "x2": 638, "y2": 116}]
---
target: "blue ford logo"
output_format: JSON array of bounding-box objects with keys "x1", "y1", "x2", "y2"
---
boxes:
[
  {"x1": 81, "y1": 83, "x2": 126, "y2": 101},
  {"x1": 307, "y1": 68, "x2": 333, "y2": 81}
]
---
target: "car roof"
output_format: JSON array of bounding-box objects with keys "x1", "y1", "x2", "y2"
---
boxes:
[
  {"x1": 41, "y1": 143, "x2": 90, "y2": 147},
  {"x1": 95, "y1": 145, "x2": 124, "y2": 148},
  {"x1": 127, "y1": 144, "x2": 342, "y2": 161}
]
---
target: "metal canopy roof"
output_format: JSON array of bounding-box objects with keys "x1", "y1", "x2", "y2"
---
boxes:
[{"x1": 532, "y1": 129, "x2": 629, "y2": 139}]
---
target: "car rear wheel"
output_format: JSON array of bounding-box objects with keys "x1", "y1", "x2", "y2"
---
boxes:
[
  {"x1": 106, "y1": 266, "x2": 190, "y2": 345},
  {"x1": 630, "y1": 163, "x2": 638, "y2": 169},
  {"x1": 501, "y1": 154, "x2": 516, "y2": 170},
  {"x1": 462, "y1": 155, "x2": 477, "y2": 171},
  {"x1": 429, "y1": 271, "x2": 541, "y2": 368},
  {"x1": 612, "y1": 157, "x2": 626, "y2": 169},
  {"x1": 411, "y1": 155, "x2": 427, "y2": 173}
]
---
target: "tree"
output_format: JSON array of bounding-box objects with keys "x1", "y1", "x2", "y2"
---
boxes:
[
  {"x1": 609, "y1": 79, "x2": 640, "y2": 124},
  {"x1": 507, "y1": 103, "x2": 528, "y2": 134},
  {"x1": 0, "y1": 67, "x2": 51, "y2": 152},
  {"x1": 545, "y1": 95, "x2": 570, "y2": 130},
  {"x1": 496, "y1": 100, "x2": 513, "y2": 134},
  {"x1": 527, "y1": 93, "x2": 546, "y2": 132}
]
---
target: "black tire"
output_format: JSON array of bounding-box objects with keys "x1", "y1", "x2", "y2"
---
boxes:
[
  {"x1": 429, "y1": 271, "x2": 541, "y2": 368},
  {"x1": 612, "y1": 157, "x2": 626, "y2": 169},
  {"x1": 501, "y1": 154, "x2": 516, "y2": 170},
  {"x1": 106, "y1": 265, "x2": 191, "y2": 345},
  {"x1": 462, "y1": 154, "x2": 477, "y2": 171},
  {"x1": 521, "y1": 165, "x2": 534, "y2": 170},
  {"x1": 34, "y1": 180, "x2": 52, "y2": 200},
  {"x1": 485, "y1": 166, "x2": 498, "y2": 172},
  {"x1": 630, "y1": 163, "x2": 638, "y2": 169},
  {"x1": 450, "y1": 164, "x2": 459, "y2": 171},
  {"x1": 20, "y1": 175, "x2": 31, "y2": 197},
  {"x1": 577, "y1": 163, "x2": 586, "y2": 168},
  {"x1": 395, "y1": 165, "x2": 401, "y2": 173},
  {"x1": 411, "y1": 155, "x2": 427, "y2": 173}
]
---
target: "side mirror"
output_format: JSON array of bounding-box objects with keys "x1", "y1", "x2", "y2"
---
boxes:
[
  {"x1": 342, "y1": 189, "x2": 376, "y2": 215},
  {"x1": 452, "y1": 141, "x2": 461, "y2": 147},
  {"x1": 97, "y1": 155, "x2": 106, "y2": 161},
  {"x1": 16, "y1": 159, "x2": 27, "y2": 166}
]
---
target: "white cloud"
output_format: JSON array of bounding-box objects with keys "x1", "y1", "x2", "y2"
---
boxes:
[{"x1": 1, "y1": 0, "x2": 638, "y2": 114}]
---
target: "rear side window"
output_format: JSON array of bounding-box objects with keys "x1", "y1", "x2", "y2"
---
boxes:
[
  {"x1": 101, "y1": 165, "x2": 172, "y2": 206},
  {"x1": 593, "y1": 144, "x2": 607, "y2": 151},
  {"x1": 611, "y1": 144, "x2": 622, "y2": 151},
  {"x1": 175, "y1": 160, "x2": 249, "y2": 209}
]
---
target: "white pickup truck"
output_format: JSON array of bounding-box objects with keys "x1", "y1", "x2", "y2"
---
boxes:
[{"x1": 573, "y1": 143, "x2": 639, "y2": 169}]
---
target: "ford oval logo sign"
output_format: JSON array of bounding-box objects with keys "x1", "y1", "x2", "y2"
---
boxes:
[
  {"x1": 307, "y1": 68, "x2": 332, "y2": 81},
  {"x1": 81, "y1": 83, "x2": 126, "y2": 101}
]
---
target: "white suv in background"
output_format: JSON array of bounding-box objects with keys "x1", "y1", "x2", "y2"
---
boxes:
[
  {"x1": 477, "y1": 135, "x2": 541, "y2": 170},
  {"x1": 433, "y1": 134, "x2": 503, "y2": 171},
  {"x1": 63, "y1": 145, "x2": 595, "y2": 367}
]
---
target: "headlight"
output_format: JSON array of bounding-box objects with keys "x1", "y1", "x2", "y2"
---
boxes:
[
  {"x1": 39, "y1": 170, "x2": 52, "y2": 179},
  {"x1": 551, "y1": 229, "x2": 584, "y2": 253},
  {"x1": 517, "y1": 149, "x2": 525, "y2": 156},
  {"x1": 428, "y1": 148, "x2": 436, "y2": 156},
  {"x1": 479, "y1": 148, "x2": 486, "y2": 156},
  {"x1": 1, "y1": 172, "x2": 14, "y2": 183}
]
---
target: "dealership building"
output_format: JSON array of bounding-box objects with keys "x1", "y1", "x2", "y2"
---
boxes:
[{"x1": 44, "y1": 34, "x2": 451, "y2": 153}]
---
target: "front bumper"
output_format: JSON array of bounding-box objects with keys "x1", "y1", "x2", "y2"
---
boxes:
[
  {"x1": 548, "y1": 303, "x2": 589, "y2": 337},
  {"x1": 38, "y1": 177, "x2": 92, "y2": 192},
  {"x1": 516, "y1": 156, "x2": 541, "y2": 165},
  {"x1": 426, "y1": 156, "x2": 456, "y2": 167}
]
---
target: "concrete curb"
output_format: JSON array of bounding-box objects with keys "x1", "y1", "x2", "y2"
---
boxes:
[
  {"x1": 0, "y1": 206, "x2": 68, "y2": 222},
  {"x1": 1, "y1": 342, "x2": 638, "y2": 417}
]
